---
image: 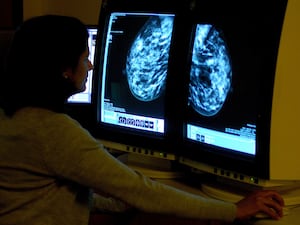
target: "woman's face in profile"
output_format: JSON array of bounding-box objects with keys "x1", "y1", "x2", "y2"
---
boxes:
[{"x1": 65, "y1": 47, "x2": 94, "y2": 93}]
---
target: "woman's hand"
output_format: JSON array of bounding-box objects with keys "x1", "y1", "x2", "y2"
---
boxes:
[{"x1": 235, "y1": 190, "x2": 284, "y2": 220}]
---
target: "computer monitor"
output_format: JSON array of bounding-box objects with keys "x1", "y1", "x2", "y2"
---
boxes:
[
  {"x1": 91, "y1": 0, "x2": 188, "y2": 171},
  {"x1": 67, "y1": 26, "x2": 98, "y2": 103},
  {"x1": 179, "y1": 0, "x2": 300, "y2": 204},
  {"x1": 99, "y1": 12, "x2": 175, "y2": 132}
]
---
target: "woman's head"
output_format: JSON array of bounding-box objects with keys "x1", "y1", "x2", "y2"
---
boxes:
[{"x1": 1, "y1": 15, "x2": 91, "y2": 115}]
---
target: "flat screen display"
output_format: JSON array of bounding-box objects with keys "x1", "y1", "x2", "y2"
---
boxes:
[
  {"x1": 98, "y1": 12, "x2": 175, "y2": 134},
  {"x1": 186, "y1": 24, "x2": 256, "y2": 156},
  {"x1": 180, "y1": 0, "x2": 288, "y2": 181}
]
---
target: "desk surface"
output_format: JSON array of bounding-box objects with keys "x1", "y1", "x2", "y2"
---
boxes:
[
  {"x1": 253, "y1": 205, "x2": 300, "y2": 225},
  {"x1": 155, "y1": 178, "x2": 300, "y2": 225},
  {"x1": 90, "y1": 177, "x2": 299, "y2": 225},
  {"x1": 113, "y1": 157, "x2": 300, "y2": 225}
]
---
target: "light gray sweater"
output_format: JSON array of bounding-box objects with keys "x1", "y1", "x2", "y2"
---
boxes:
[{"x1": 0, "y1": 107, "x2": 236, "y2": 225}]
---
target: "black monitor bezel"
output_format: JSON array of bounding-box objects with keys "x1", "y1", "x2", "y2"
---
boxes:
[
  {"x1": 179, "y1": 0, "x2": 288, "y2": 179},
  {"x1": 91, "y1": 0, "x2": 191, "y2": 154}
]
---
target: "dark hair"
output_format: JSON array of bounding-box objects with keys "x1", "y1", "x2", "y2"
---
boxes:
[{"x1": 0, "y1": 15, "x2": 89, "y2": 116}]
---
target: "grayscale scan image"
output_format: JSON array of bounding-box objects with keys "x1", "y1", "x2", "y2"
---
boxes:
[
  {"x1": 189, "y1": 24, "x2": 232, "y2": 116},
  {"x1": 126, "y1": 16, "x2": 174, "y2": 102}
]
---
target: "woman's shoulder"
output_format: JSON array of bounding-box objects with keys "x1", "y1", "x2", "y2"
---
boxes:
[
  {"x1": 16, "y1": 107, "x2": 76, "y2": 122},
  {"x1": 13, "y1": 107, "x2": 84, "y2": 132},
  {"x1": 0, "y1": 108, "x2": 5, "y2": 118},
  {"x1": 17, "y1": 107, "x2": 96, "y2": 143}
]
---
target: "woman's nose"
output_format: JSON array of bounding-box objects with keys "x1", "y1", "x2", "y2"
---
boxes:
[{"x1": 88, "y1": 60, "x2": 94, "y2": 71}]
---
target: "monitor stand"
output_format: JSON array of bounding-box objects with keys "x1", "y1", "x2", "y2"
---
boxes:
[{"x1": 117, "y1": 153, "x2": 183, "y2": 179}]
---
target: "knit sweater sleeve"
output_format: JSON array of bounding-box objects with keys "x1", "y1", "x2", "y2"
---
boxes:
[{"x1": 42, "y1": 112, "x2": 237, "y2": 222}]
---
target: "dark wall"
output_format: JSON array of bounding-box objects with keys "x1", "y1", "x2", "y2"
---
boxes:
[{"x1": 0, "y1": 0, "x2": 23, "y2": 29}]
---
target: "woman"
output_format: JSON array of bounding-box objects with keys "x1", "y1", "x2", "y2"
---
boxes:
[{"x1": 0, "y1": 15, "x2": 284, "y2": 225}]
